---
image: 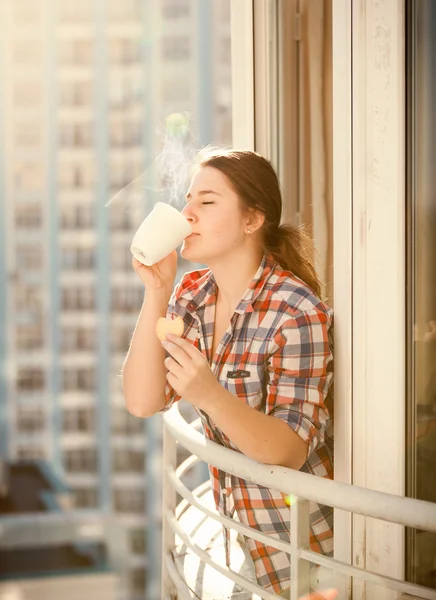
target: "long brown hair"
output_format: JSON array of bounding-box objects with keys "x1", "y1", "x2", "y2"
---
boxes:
[{"x1": 195, "y1": 147, "x2": 322, "y2": 297}]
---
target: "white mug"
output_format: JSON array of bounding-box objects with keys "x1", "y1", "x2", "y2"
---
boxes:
[{"x1": 130, "y1": 202, "x2": 192, "y2": 266}]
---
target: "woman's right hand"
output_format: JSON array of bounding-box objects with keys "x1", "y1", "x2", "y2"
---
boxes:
[{"x1": 132, "y1": 250, "x2": 178, "y2": 293}]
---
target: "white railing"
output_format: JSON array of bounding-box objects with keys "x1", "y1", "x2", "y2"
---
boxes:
[{"x1": 161, "y1": 405, "x2": 436, "y2": 600}]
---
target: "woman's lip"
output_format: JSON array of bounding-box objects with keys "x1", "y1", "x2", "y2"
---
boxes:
[{"x1": 187, "y1": 233, "x2": 200, "y2": 238}]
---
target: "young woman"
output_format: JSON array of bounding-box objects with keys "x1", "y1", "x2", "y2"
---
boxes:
[{"x1": 122, "y1": 148, "x2": 334, "y2": 598}]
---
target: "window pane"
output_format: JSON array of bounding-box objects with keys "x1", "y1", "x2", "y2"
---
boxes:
[{"x1": 406, "y1": 0, "x2": 436, "y2": 589}]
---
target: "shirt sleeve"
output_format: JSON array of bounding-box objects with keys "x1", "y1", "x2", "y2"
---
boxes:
[
  {"x1": 159, "y1": 282, "x2": 183, "y2": 414},
  {"x1": 265, "y1": 308, "x2": 333, "y2": 455}
]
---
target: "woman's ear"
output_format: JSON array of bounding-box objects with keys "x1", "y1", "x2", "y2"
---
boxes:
[{"x1": 246, "y1": 210, "x2": 265, "y2": 234}]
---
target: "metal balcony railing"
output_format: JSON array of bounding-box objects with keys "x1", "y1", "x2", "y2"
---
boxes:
[{"x1": 161, "y1": 405, "x2": 436, "y2": 600}]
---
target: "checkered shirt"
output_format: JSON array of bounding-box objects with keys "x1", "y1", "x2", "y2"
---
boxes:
[{"x1": 161, "y1": 252, "x2": 334, "y2": 595}]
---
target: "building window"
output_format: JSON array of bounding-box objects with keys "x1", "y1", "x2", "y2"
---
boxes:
[
  {"x1": 61, "y1": 287, "x2": 96, "y2": 311},
  {"x1": 112, "y1": 408, "x2": 144, "y2": 436},
  {"x1": 108, "y1": 0, "x2": 143, "y2": 21},
  {"x1": 58, "y1": 163, "x2": 95, "y2": 190},
  {"x1": 15, "y1": 123, "x2": 42, "y2": 148},
  {"x1": 16, "y1": 446, "x2": 45, "y2": 460},
  {"x1": 113, "y1": 449, "x2": 145, "y2": 473},
  {"x1": 14, "y1": 163, "x2": 44, "y2": 193},
  {"x1": 16, "y1": 245, "x2": 43, "y2": 270},
  {"x1": 108, "y1": 39, "x2": 141, "y2": 66},
  {"x1": 113, "y1": 489, "x2": 145, "y2": 514},
  {"x1": 61, "y1": 247, "x2": 95, "y2": 270},
  {"x1": 15, "y1": 204, "x2": 42, "y2": 228},
  {"x1": 74, "y1": 487, "x2": 98, "y2": 508},
  {"x1": 111, "y1": 246, "x2": 134, "y2": 272},
  {"x1": 64, "y1": 448, "x2": 98, "y2": 473},
  {"x1": 59, "y1": 39, "x2": 93, "y2": 66},
  {"x1": 109, "y1": 119, "x2": 142, "y2": 148},
  {"x1": 16, "y1": 325, "x2": 44, "y2": 350},
  {"x1": 61, "y1": 327, "x2": 95, "y2": 352},
  {"x1": 13, "y1": 41, "x2": 42, "y2": 66},
  {"x1": 162, "y1": 0, "x2": 190, "y2": 19},
  {"x1": 161, "y1": 36, "x2": 190, "y2": 61},
  {"x1": 60, "y1": 204, "x2": 95, "y2": 229},
  {"x1": 59, "y1": 80, "x2": 92, "y2": 107},
  {"x1": 129, "y1": 528, "x2": 146, "y2": 555},
  {"x1": 14, "y1": 82, "x2": 42, "y2": 107},
  {"x1": 59, "y1": 122, "x2": 94, "y2": 148},
  {"x1": 62, "y1": 407, "x2": 95, "y2": 433},
  {"x1": 16, "y1": 407, "x2": 45, "y2": 435},
  {"x1": 111, "y1": 327, "x2": 132, "y2": 353},
  {"x1": 59, "y1": 2, "x2": 92, "y2": 22},
  {"x1": 15, "y1": 285, "x2": 42, "y2": 313},
  {"x1": 62, "y1": 368, "x2": 95, "y2": 392},
  {"x1": 111, "y1": 287, "x2": 144, "y2": 313},
  {"x1": 130, "y1": 567, "x2": 147, "y2": 596},
  {"x1": 17, "y1": 368, "x2": 45, "y2": 391}
]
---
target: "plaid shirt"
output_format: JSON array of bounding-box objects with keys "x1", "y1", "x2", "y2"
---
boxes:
[{"x1": 162, "y1": 253, "x2": 334, "y2": 595}]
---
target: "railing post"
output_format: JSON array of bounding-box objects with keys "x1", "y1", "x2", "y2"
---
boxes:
[
  {"x1": 290, "y1": 497, "x2": 311, "y2": 599},
  {"x1": 161, "y1": 420, "x2": 178, "y2": 599}
]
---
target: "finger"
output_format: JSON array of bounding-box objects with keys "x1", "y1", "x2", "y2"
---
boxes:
[
  {"x1": 162, "y1": 340, "x2": 192, "y2": 367},
  {"x1": 165, "y1": 334, "x2": 201, "y2": 360},
  {"x1": 164, "y1": 356, "x2": 184, "y2": 377}
]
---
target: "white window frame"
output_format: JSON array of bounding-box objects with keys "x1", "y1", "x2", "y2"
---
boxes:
[
  {"x1": 351, "y1": 1, "x2": 406, "y2": 598},
  {"x1": 232, "y1": 1, "x2": 407, "y2": 598}
]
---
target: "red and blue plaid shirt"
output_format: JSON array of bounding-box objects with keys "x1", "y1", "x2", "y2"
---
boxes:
[{"x1": 162, "y1": 252, "x2": 334, "y2": 595}]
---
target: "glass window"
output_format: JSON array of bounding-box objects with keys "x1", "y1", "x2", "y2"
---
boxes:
[
  {"x1": 14, "y1": 81, "x2": 42, "y2": 107},
  {"x1": 129, "y1": 528, "x2": 146, "y2": 555},
  {"x1": 16, "y1": 446, "x2": 45, "y2": 460},
  {"x1": 15, "y1": 204, "x2": 42, "y2": 228},
  {"x1": 59, "y1": 2, "x2": 92, "y2": 23},
  {"x1": 13, "y1": 0, "x2": 42, "y2": 24},
  {"x1": 130, "y1": 567, "x2": 147, "y2": 596},
  {"x1": 61, "y1": 327, "x2": 96, "y2": 352},
  {"x1": 111, "y1": 408, "x2": 144, "y2": 436},
  {"x1": 113, "y1": 449, "x2": 145, "y2": 473},
  {"x1": 16, "y1": 407, "x2": 45, "y2": 435},
  {"x1": 59, "y1": 80, "x2": 92, "y2": 107},
  {"x1": 16, "y1": 368, "x2": 45, "y2": 391},
  {"x1": 16, "y1": 325, "x2": 44, "y2": 350},
  {"x1": 161, "y1": 36, "x2": 190, "y2": 61},
  {"x1": 16, "y1": 245, "x2": 43, "y2": 270},
  {"x1": 59, "y1": 39, "x2": 93, "y2": 66},
  {"x1": 13, "y1": 41, "x2": 42, "y2": 66},
  {"x1": 62, "y1": 408, "x2": 95, "y2": 433},
  {"x1": 108, "y1": 0, "x2": 143, "y2": 21},
  {"x1": 162, "y1": 0, "x2": 190, "y2": 19},
  {"x1": 406, "y1": 0, "x2": 436, "y2": 589},
  {"x1": 15, "y1": 163, "x2": 44, "y2": 193},
  {"x1": 114, "y1": 489, "x2": 145, "y2": 513},
  {"x1": 64, "y1": 448, "x2": 98, "y2": 473},
  {"x1": 15, "y1": 123, "x2": 43, "y2": 148},
  {"x1": 62, "y1": 368, "x2": 95, "y2": 391},
  {"x1": 61, "y1": 287, "x2": 96, "y2": 311},
  {"x1": 74, "y1": 487, "x2": 98, "y2": 508}
]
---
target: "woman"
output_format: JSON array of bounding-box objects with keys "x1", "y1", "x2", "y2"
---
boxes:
[{"x1": 122, "y1": 148, "x2": 334, "y2": 598}]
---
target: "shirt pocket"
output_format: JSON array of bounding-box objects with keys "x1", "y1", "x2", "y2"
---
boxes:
[{"x1": 221, "y1": 363, "x2": 266, "y2": 408}]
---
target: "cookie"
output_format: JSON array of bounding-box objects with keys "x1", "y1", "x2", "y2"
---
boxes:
[{"x1": 156, "y1": 316, "x2": 184, "y2": 341}]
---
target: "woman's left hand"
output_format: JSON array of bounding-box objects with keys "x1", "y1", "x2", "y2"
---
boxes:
[{"x1": 162, "y1": 334, "x2": 221, "y2": 409}]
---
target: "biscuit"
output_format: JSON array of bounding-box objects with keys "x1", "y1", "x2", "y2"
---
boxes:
[{"x1": 156, "y1": 316, "x2": 184, "y2": 341}]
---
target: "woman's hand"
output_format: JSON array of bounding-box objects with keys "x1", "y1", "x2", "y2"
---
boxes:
[
  {"x1": 132, "y1": 250, "x2": 177, "y2": 293},
  {"x1": 161, "y1": 334, "x2": 221, "y2": 409}
]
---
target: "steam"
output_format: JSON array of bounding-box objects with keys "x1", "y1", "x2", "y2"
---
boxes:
[{"x1": 106, "y1": 112, "x2": 197, "y2": 213}]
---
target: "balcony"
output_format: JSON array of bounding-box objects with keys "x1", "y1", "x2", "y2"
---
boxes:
[{"x1": 161, "y1": 406, "x2": 436, "y2": 600}]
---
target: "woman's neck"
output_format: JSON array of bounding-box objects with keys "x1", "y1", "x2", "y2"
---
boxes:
[{"x1": 209, "y1": 249, "x2": 264, "y2": 312}]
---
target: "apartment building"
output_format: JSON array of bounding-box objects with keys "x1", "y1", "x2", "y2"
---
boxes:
[{"x1": 0, "y1": 1, "x2": 232, "y2": 598}]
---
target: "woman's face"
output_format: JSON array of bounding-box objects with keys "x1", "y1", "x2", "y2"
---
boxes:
[{"x1": 180, "y1": 166, "x2": 251, "y2": 264}]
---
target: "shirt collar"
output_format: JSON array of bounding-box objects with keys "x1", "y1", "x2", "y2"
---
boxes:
[{"x1": 183, "y1": 252, "x2": 277, "y2": 315}]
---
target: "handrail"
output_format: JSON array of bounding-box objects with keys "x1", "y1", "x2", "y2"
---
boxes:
[{"x1": 163, "y1": 405, "x2": 436, "y2": 533}]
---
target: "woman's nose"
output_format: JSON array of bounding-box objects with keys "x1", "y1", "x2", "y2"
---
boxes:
[{"x1": 181, "y1": 204, "x2": 196, "y2": 223}]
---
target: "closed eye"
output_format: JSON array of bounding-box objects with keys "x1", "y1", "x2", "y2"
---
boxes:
[{"x1": 202, "y1": 202, "x2": 214, "y2": 205}]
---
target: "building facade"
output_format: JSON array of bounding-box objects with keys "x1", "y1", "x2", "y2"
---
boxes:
[{"x1": 0, "y1": 1, "x2": 231, "y2": 599}]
